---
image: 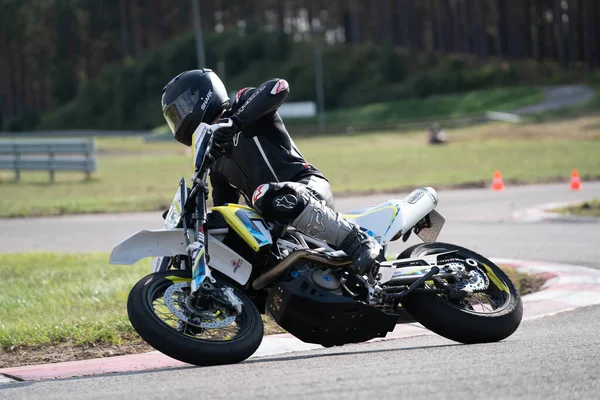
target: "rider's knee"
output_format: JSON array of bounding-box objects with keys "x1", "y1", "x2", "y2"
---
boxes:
[{"x1": 251, "y1": 182, "x2": 309, "y2": 223}]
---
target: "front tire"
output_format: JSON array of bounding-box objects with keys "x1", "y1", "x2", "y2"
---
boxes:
[
  {"x1": 398, "y1": 242, "x2": 523, "y2": 344},
  {"x1": 127, "y1": 270, "x2": 264, "y2": 366}
]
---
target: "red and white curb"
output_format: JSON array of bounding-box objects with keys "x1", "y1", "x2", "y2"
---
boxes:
[{"x1": 2, "y1": 258, "x2": 600, "y2": 383}]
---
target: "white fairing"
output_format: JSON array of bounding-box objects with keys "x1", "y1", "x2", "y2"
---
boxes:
[
  {"x1": 164, "y1": 179, "x2": 187, "y2": 229},
  {"x1": 109, "y1": 229, "x2": 252, "y2": 285},
  {"x1": 343, "y1": 187, "x2": 438, "y2": 244},
  {"x1": 191, "y1": 123, "x2": 212, "y2": 171}
]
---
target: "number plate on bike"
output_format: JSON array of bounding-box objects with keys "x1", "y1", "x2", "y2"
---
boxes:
[{"x1": 416, "y1": 210, "x2": 445, "y2": 242}]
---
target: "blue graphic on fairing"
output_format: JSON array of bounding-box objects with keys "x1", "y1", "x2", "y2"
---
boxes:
[
  {"x1": 384, "y1": 206, "x2": 401, "y2": 237},
  {"x1": 360, "y1": 227, "x2": 382, "y2": 244},
  {"x1": 360, "y1": 227, "x2": 377, "y2": 238},
  {"x1": 235, "y1": 209, "x2": 271, "y2": 246}
]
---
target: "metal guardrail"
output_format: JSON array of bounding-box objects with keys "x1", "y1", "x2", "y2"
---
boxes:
[{"x1": 0, "y1": 138, "x2": 97, "y2": 183}]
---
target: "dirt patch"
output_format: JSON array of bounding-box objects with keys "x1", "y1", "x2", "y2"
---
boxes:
[
  {"x1": 500, "y1": 267, "x2": 547, "y2": 296},
  {"x1": 551, "y1": 198, "x2": 600, "y2": 218},
  {"x1": 0, "y1": 342, "x2": 154, "y2": 369}
]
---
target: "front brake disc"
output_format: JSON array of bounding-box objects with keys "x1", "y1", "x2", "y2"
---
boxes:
[{"x1": 163, "y1": 282, "x2": 236, "y2": 328}]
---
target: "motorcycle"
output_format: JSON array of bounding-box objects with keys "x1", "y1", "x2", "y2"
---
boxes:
[{"x1": 109, "y1": 121, "x2": 523, "y2": 366}]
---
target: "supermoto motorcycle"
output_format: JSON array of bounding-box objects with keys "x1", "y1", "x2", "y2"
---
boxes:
[{"x1": 109, "y1": 121, "x2": 523, "y2": 366}]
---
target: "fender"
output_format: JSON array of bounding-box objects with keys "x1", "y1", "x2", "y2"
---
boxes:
[{"x1": 108, "y1": 229, "x2": 253, "y2": 285}]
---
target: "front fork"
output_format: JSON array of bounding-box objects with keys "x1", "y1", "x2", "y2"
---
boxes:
[{"x1": 185, "y1": 176, "x2": 216, "y2": 295}]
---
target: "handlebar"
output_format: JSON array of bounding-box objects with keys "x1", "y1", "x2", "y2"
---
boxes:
[{"x1": 195, "y1": 119, "x2": 235, "y2": 183}]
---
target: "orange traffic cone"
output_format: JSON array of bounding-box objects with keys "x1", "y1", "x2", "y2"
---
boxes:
[
  {"x1": 570, "y1": 169, "x2": 582, "y2": 190},
  {"x1": 492, "y1": 170, "x2": 505, "y2": 191}
]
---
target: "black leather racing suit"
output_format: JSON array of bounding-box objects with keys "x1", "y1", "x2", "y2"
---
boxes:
[{"x1": 209, "y1": 79, "x2": 334, "y2": 212}]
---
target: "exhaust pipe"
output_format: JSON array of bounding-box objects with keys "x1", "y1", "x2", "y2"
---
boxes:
[{"x1": 252, "y1": 249, "x2": 351, "y2": 290}]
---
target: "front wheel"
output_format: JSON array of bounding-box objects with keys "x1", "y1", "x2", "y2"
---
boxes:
[
  {"x1": 127, "y1": 270, "x2": 264, "y2": 366},
  {"x1": 398, "y1": 242, "x2": 523, "y2": 344}
]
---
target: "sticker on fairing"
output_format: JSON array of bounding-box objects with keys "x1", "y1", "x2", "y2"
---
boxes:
[{"x1": 407, "y1": 190, "x2": 425, "y2": 204}]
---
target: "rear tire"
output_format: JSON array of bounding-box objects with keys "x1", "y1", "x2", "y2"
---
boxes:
[
  {"x1": 127, "y1": 270, "x2": 264, "y2": 366},
  {"x1": 398, "y1": 242, "x2": 523, "y2": 344}
]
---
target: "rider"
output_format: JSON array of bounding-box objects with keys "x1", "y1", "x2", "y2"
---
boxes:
[{"x1": 160, "y1": 68, "x2": 381, "y2": 276}]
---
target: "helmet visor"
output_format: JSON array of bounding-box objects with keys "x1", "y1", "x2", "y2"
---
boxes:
[{"x1": 163, "y1": 89, "x2": 201, "y2": 135}]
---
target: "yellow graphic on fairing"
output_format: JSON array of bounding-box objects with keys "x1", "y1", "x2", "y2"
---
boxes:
[
  {"x1": 211, "y1": 204, "x2": 268, "y2": 252},
  {"x1": 342, "y1": 205, "x2": 399, "y2": 225},
  {"x1": 342, "y1": 204, "x2": 400, "y2": 238}
]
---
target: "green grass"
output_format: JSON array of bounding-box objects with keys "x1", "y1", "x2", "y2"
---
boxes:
[
  {"x1": 552, "y1": 198, "x2": 600, "y2": 217},
  {"x1": 0, "y1": 253, "x2": 148, "y2": 347},
  {"x1": 296, "y1": 128, "x2": 600, "y2": 193},
  {"x1": 1, "y1": 115, "x2": 600, "y2": 218}
]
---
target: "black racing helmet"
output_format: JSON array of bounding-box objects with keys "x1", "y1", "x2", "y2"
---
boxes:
[{"x1": 161, "y1": 69, "x2": 230, "y2": 146}]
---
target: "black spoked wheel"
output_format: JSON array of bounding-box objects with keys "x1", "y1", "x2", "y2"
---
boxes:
[
  {"x1": 397, "y1": 242, "x2": 523, "y2": 344},
  {"x1": 127, "y1": 270, "x2": 263, "y2": 366}
]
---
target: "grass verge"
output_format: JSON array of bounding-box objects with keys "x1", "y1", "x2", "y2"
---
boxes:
[
  {"x1": 551, "y1": 198, "x2": 600, "y2": 217},
  {"x1": 0, "y1": 252, "x2": 545, "y2": 368},
  {"x1": 1, "y1": 114, "x2": 600, "y2": 218}
]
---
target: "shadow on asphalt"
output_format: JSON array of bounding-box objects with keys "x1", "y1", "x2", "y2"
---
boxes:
[{"x1": 0, "y1": 379, "x2": 34, "y2": 390}]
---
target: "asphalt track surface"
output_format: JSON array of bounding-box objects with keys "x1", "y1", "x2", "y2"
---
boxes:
[
  {"x1": 512, "y1": 85, "x2": 595, "y2": 116},
  {"x1": 1, "y1": 182, "x2": 599, "y2": 399}
]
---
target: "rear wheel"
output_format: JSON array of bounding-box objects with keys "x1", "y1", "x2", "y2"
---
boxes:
[
  {"x1": 127, "y1": 270, "x2": 263, "y2": 366},
  {"x1": 397, "y1": 242, "x2": 523, "y2": 344}
]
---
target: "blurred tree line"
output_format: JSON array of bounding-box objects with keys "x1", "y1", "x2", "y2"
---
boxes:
[{"x1": 1, "y1": 0, "x2": 599, "y2": 131}]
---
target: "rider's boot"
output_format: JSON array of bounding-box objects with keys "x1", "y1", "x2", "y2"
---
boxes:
[{"x1": 291, "y1": 196, "x2": 381, "y2": 275}]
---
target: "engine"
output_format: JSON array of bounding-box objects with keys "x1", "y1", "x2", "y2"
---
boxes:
[{"x1": 288, "y1": 265, "x2": 343, "y2": 295}]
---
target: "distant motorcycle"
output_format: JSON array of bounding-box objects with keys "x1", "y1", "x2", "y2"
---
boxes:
[{"x1": 109, "y1": 122, "x2": 523, "y2": 366}]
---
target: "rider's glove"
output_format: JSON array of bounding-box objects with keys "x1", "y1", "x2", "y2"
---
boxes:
[{"x1": 209, "y1": 118, "x2": 240, "y2": 159}]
